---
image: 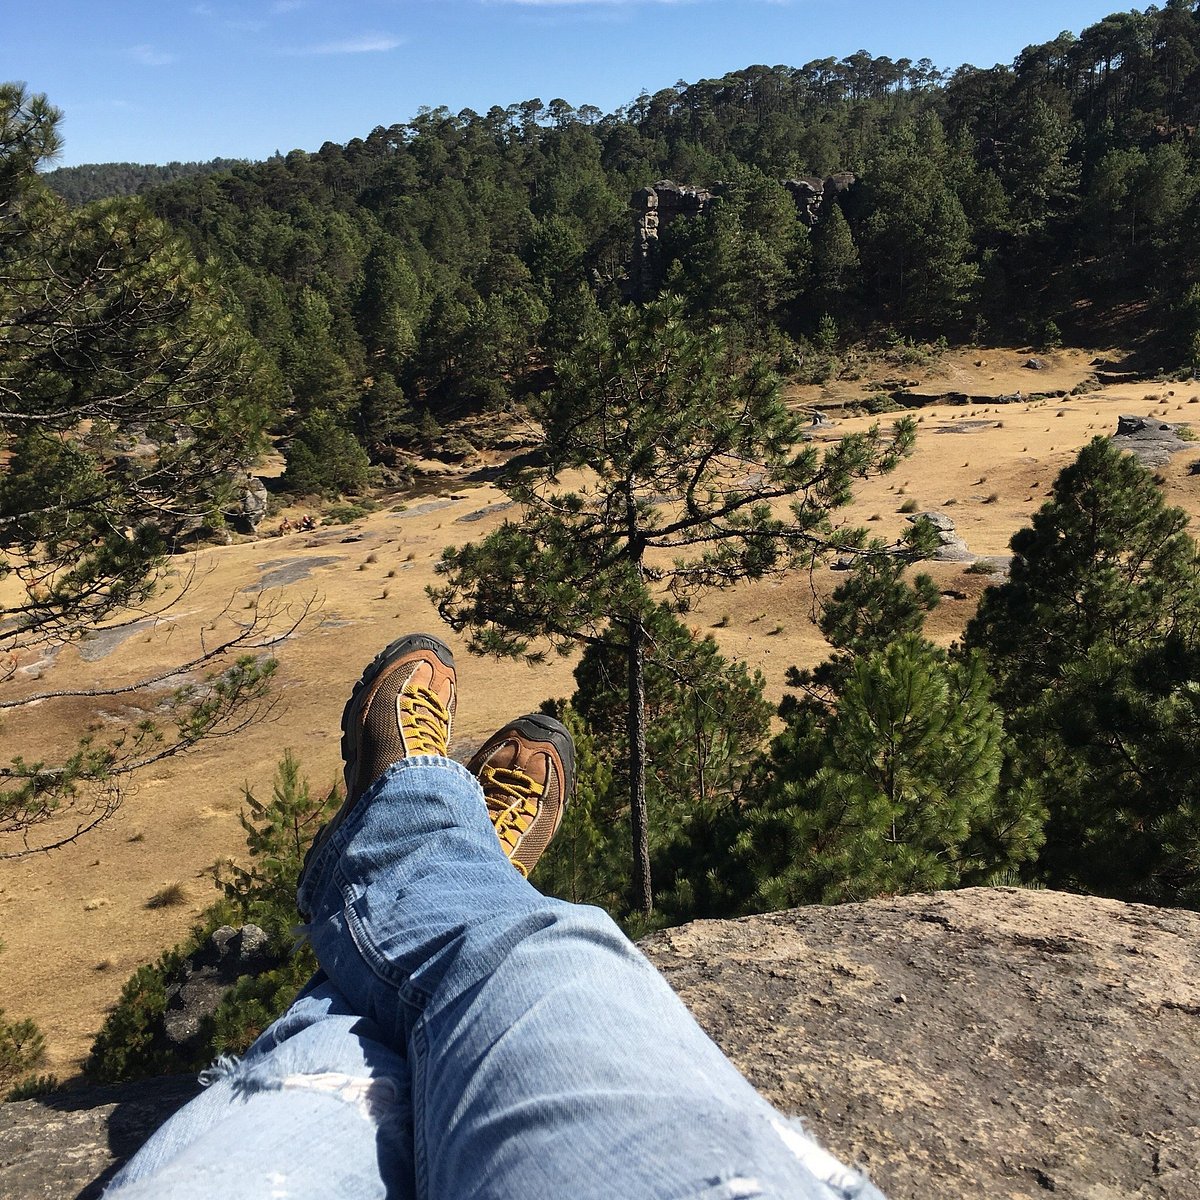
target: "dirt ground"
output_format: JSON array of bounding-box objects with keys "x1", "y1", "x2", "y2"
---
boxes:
[{"x1": 2, "y1": 346, "x2": 1199, "y2": 1078}]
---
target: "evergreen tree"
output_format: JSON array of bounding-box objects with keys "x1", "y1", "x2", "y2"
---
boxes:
[
  {"x1": 859, "y1": 114, "x2": 980, "y2": 325},
  {"x1": 811, "y1": 203, "x2": 859, "y2": 319},
  {"x1": 964, "y1": 438, "x2": 1200, "y2": 906},
  {"x1": 742, "y1": 635, "x2": 1015, "y2": 909},
  {"x1": 786, "y1": 533, "x2": 939, "y2": 708},
  {"x1": 538, "y1": 612, "x2": 771, "y2": 926},
  {"x1": 0, "y1": 86, "x2": 285, "y2": 853},
  {"x1": 966, "y1": 439, "x2": 1200, "y2": 713},
  {"x1": 432, "y1": 296, "x2": 914, "y2": 914},
  {"x1": 739, "y1": 545, "x2": 1041, "y2": 911}
]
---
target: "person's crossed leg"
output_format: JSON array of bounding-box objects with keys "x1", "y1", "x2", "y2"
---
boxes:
[{"x1": 107, "y1": 634, "x2": 885, "y2": 1200}]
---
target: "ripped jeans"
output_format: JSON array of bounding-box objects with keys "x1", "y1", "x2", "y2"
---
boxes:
[{"x1": 106, "y1": 756, "x2": 885, "y2": 1200}]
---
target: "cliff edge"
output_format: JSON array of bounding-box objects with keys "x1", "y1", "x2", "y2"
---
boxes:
[{"x1": 3, "y1": 888, "x2": 1198, "y2": 1199}]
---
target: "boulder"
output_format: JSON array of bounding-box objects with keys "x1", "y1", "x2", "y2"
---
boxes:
[
  {"x1": 907, "y1": 511, "x2": 974, "y2": 562},
  {"x1": 160, "y1": 925, "x2": 280, "y2": 1059},
  {"x1": 645, "y1": 889, "x2": 1200, "y2": 1200},
  {"x1": 1112, "y1": 414, "x2": 1194, "y2": 467},
  {"x1": 228, "y1": 473, "x2": 269, "y2": 534}
]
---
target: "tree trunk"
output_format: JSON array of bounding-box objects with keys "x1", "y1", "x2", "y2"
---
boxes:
[{"x1": 626, "y1": 615, "x2": 653, "y2": 917}]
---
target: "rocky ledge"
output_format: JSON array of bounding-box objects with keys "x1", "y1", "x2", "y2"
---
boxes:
[{"x1": 3, "y1": 888, "x2": 1197, "y2": 1199}]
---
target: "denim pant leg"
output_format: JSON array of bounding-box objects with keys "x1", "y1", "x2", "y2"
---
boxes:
[
  {"x1": 299, "y1": 755, "x2": 885, "y2": 1200},
  {"x1": 104, "y1": 980, "x2": 414, "y2": 1200}
]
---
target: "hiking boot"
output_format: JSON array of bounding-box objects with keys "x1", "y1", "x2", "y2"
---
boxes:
[
  {"x1": 467, "y1": 714, "x2": 574, "y2": 877},
  {"x1": 301, "y1": 633, "x2": 457, "y2": 903}
]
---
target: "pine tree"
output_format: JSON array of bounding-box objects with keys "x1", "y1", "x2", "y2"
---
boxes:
[
  {"x1": 743, "y1": 635, "x2": 1014, "y2": 908},
  {"x1": 964, "y1": 438, "x2": 1200, "y2": 906},
  {"x1": 0, "y1": 86, "x2": 286, "y2": 853},
  {"x1": 537, "y1": 612, "x2": 771, "y2": 927},
  {"x1": 433, "y1": 296, "x2": 914, "y2": 914},
  {"x1": 811, "y1": 203, "x2": 859, "y2": 319},
  {"x1": 741, "y1": 546, "x2": 1035, "y2": 910}
]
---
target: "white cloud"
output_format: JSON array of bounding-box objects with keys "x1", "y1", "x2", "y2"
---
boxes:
[
  {"x1": 128, "y1": 44, "x2": 178, "y2": 66},
  {"x1": 284, "y1": 34, "x2": 404, "y2": 55},
  {"x1": 272, "y1": 0, "x2": 308, "y2": 12}
]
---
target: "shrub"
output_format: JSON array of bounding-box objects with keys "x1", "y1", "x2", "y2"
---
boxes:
[
  {"x1": 0, "y1": 1012, "x2": 45, "y2": 1089},
  {"x1": 283, "y1": 412, "x2": 371, "y2": 497},
  {"x1": 146, "y1": 882, "x2": 187, "y2": 909},
  {"x1": 88, "y1": 753, "x2": 340, "y2": 1082},
  {"x1": 324, "y1": 501, "x2": 372, "y2": 525},
  {"x1": 898, "y1": 498, "x2": 919, "y2": 513},
  {"x1": 5, "y1": 1073, "x2": 59, "y2": 1102}
]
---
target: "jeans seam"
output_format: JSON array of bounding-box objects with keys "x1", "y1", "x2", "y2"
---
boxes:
[
  {"x1": 411, "y1": 1016, "x2": 431, "y2": 1200},
  {"x1": 336, "y1": 861, "x2": 434, "y2": 1011}
]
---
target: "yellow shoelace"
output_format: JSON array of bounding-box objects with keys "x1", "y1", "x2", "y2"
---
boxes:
[
  {"x1": 481, "y1": 764, "x2": 543, "y2": 875},
  {"x1": 399, "y1": 687, "x2": 451, "y2": 755}
]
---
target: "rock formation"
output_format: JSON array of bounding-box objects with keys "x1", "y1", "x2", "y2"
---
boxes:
[
  {"x1": 629, "y1": 174, "x2": 856, "y2": 299},
  {"x1": 782, "y1": 172, "x2": 856, "y2": 226},
  {"x1": 3, "y1": 889, "x2": 1197, "y2": 1199},
  {"x1": 227, "y1": 472, "x2": 269, "y2": 534},
  {"x1": 1112, "y1": 414, "x2": 1195, "y2": 468},
  {"x1": 629, "y1": 180, "x2": 721, "y2": 300},
  {"x1": 907, "y1": 510, "x2": 975, "y2": 563},
  {"x1": 158, "y1": 925, "x2": 280, "y2": 1061}
]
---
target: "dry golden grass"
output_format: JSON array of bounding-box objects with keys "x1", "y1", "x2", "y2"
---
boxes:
[
  {"x1": 1, "y1": 345, "x2": 1198, "y2": 1078},
  {"x1": 145, "y1": 883, "x2": 188, "y2": 910}
]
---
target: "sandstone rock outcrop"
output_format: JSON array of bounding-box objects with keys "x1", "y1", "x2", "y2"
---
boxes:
[
  {"x1": 4, "y1": 889, "x2": 1197, "y2": 1199},
  {"x1": 907, "y1": 510, "x2": 974, "y2": 562},
  {"x1": 782, "y1": 172, "x2": 856, "y2": 226},
  {"x1": 629, "y1": 180, "x2": 720, "y2": 300}
]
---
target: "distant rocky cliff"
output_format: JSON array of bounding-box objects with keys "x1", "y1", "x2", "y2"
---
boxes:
[
  {"x1": 629, "y1": 173, "x2": 855, "y2": 299},
  {"x1": 3, "y1": 889, "x2": 1197, "y2": 1199}
]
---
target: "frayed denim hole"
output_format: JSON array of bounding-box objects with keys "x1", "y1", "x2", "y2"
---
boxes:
[{"x1": 197, "y1": 1055, "x2": 241, "y2": 1087}]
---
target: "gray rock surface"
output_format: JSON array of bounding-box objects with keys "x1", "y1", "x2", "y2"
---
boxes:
[
  {"x1": 229, "y1": 473, "x2": 269, "y2": 533},
  {"x1": 0, "y1": 1075, "x2": 201, "y2": 1199},
  {"x1": 159, "y1": 925, "x2": 279, "y2": 1057},
  {"x1": 782, "y1": 172, "x2": 857, "y2": 225},
  {"x1": 646, "y1": 889, "x2": 1200, "y2": 1200},
  {"x1": 3, "y1": 890, "x2": 1198, "y2": 1199},
  {"x1": 1112, "y1": 414, "x2": 1195, "y2": 467},
  {"x1": 907, "y1": 511, "x2": 975, "y2": 562}
]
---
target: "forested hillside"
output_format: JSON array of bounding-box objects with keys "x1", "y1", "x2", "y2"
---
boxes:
[
  {"x1": 45, "y1": 4, "x2": 1194, "y2": 493},
  {"x1": 42, "y1": 158, "x2": 248, "y2": 205}
]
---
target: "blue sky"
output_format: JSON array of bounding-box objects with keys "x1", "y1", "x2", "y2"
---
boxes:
[{"x1": 6, "y1": 1, "x2": 1136, "y2": 167}]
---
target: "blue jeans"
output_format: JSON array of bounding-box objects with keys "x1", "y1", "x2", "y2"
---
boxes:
[{"x1": 106, "y1": 756, "x2": 885, "y2": 1199}]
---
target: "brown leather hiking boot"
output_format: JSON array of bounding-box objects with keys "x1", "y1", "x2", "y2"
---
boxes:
[
  {"x1": 302, "y1": 633, "x2": 457, "y2": 894},
  {"x1": 467, "y1": 714, "x2": 574, "y2": 877}
]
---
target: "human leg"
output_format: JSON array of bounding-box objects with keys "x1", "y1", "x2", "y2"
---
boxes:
[
  {"x1": 109, "y1": 630, "x2": 885, "y2": 1200},
  {"x1": 298, "y1": 636, "x2": 883, "y2": 1200},
  {"x1": 104, "y1": 978, "x2": 414, "y2": 1200}
]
